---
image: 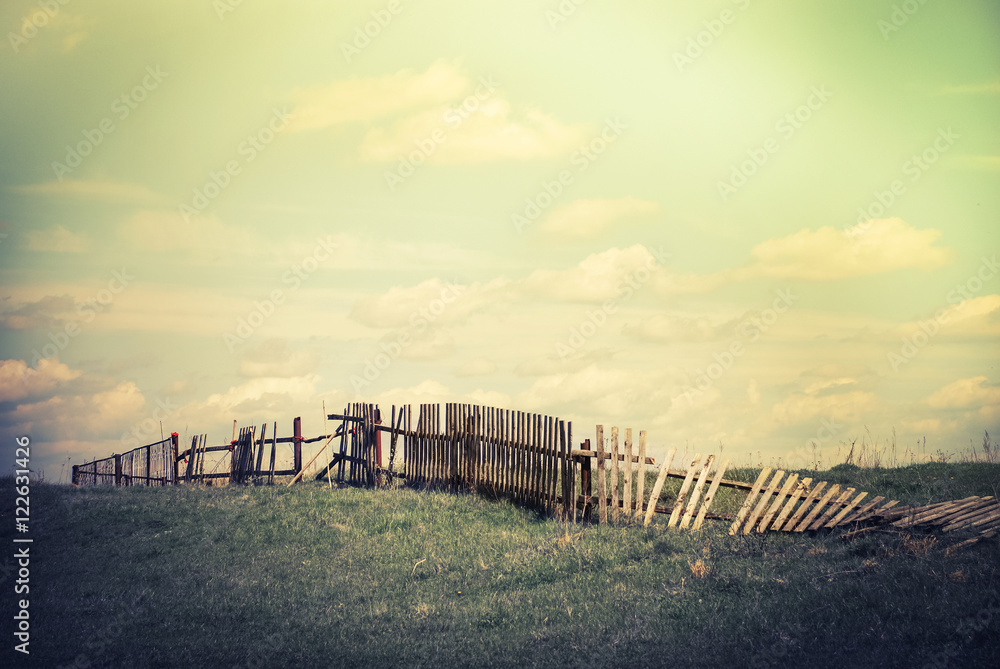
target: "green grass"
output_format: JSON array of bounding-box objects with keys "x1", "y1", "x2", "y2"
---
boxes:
[{"x1": 4, "y1": 463, "x2": 999, "y2": 668}]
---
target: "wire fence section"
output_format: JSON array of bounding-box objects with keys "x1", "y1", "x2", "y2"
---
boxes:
[{"x1": 74, "y1": 437, "x2": 174, "y2": 487}]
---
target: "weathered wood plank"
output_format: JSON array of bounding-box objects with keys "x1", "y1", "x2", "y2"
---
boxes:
[
  {"x1": 623, "y1": 429, "x2": 633, "y2": 523},
  {"x1": 596, "y1": 425, "x2": 607, "y2": 524},
  {"x1": 839, "y1": 495, "x2": 884, "y2": 525},
  {"x1": 730, "y1": 468, "x2": 773, "y2": 535},
  {"x1": 693, "y1": 459, "x2": 730, "y2": 531},
  {"x1": 634, "y1": 431, "x2": 647, "y2": 520},
  {"x1": 826, "y1": 492, "x2": 868, "y2": 528},
  {"x1": 644, "y1": 447, "x2": 677, "y2": 527},
  {"x1": 758, "y1": 473, "x2": 798, "y2": 533},
  {"x1": 794, "y1": 484, "x2": 840, "y2": 532},
  {"x1": 610, "y1": 427, "x2": 620, "y2": 523},
  {"x1": 772, "y1": 477, "x2": 811, "y2": 531},
  {"x1": 935, "y1": 498, "x2": 997, "y2": 529},
  {"x1": 669, "y1": 453, "x2": 704, "y2": 528},
  {"x1": 744, "y1": 470, "x2": 784, "y2": 535},
  {"x1": 810, "y1": 487, "x2": 856, "y2": 531},
  {"x1": 681, "y1": 455, "x2": 715, "y2": 530},
  {"x1": 782, "y1": 481, "x2": 826, "y2": 531}
]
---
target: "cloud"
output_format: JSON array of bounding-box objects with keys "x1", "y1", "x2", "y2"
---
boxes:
[
  {"x1": 623, "y1": 311, "x2": 729, "y2": 343},
  {"x1": 0, "y1": 358, "x2": 81, "y2": 403},
  {"x1": 732, "y1": 218, "x2": 953, "y2": 282},
  {"x1": 12, "y1": 180, "x2": 169, "y2": 205},
  {"x1": 0, "y1": 294, "x2": 77, "y2": 330},
  {"x1": 359, "y1": 98, "x2": 589, "y2": 164},
  {"x1": 538, "y1": 197, "x2": 661, "y2": 238},
  {"x1": 770, "y1": 390, "x2": 878, "y2": 427},
  {"x1": 521, "y1": 245, "x2": 666, "y2": 302},
  {"x1": 348, "y1": 278, "x2": 499, "y2": 329},
  {"x1": 289, "y1": 60, "x2": 587, "y2": 163},
  {"x1": 119, "y1": 210, "x2": 265, "y2": 260},
  {"x1": 288, "y1": 59, "x2": 469, "y2": 131},
  {"x1": 24, "y1": 225, "x2": 90, "y2": 253},
  {"x1": 454, "y1": 358, "x2": 497, "y2": 377},
  {"x1": 200, "y1": 375, "x2": 321, "y2": 414},
  {"x1": 924, "y1": 376, "x2": 1000, "y2": 410},
  {"x1": 240, "y1": 339, "x2": 321, "y2": 378}
]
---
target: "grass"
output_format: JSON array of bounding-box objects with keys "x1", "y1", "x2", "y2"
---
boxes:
[{"x1": 3, "y1": 462, "x2": 999, "y2": 668}]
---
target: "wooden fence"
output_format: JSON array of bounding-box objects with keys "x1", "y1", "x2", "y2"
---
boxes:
[{"x1": 73, "y1": 436, "x2": 175, "y2": 486}]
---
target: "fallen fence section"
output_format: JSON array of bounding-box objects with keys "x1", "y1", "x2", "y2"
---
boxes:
[{"x1": 729, "y1": 468, "x2": 898, "y2": 535}]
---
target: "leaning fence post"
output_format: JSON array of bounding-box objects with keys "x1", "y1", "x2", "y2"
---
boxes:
[
  {"x1": 72, "y1": 465, "x2": 79, "y2": 485},
  {"x1": 114, "y1": 454, "x2": 122, "y2": 487},
  {"x1": 293, "y1": 416, "x2": 303, "y2": 479}
]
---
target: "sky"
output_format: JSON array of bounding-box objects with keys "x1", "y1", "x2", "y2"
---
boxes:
[{"x1": 1, "y1": 0, "x2": 998, "y2": 480}]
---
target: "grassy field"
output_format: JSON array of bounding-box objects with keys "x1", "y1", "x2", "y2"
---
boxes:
[{"x1": 3, "y1": 462, "x2": 999, "y2": 668}]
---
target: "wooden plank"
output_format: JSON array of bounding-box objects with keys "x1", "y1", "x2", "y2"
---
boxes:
[
  {"x1": 669, "y1": 453, "x2": 704, "y2": 528},
  {"x1": 567, "y1": 422, "x2": 575, "y2": 523},
  {"x1": 610, "y1": 427, "x2": 620, "y2": 523},
  {"x1": 681, "y1": 455, "x2": 715, "y2": 529},
  {"x1": 782, "y1": 481, "x2": 826, "y2": 532},
  {"x1": 644, "y1": 447, "x2": 678, "y2": 527},
  {"x1": 286, "y1": 431, "x2": 338, "y2": 485},
  {"x1": 757, "y1": 473, "x2": 798, "y2": 533},
  {"x1": 268, "y1": 422, "x2": 277, "y2": 485},
  {"x1": 946, "y1": 504, "x2": 1000, "y2": 532},
  {"x1": 596, "y1": 426, "x2": 607, "y2": 524},
  {"x1": 826, "y1": 492, "x2": 868, "y2": 528},
  {"x1": 929, "y1": 497, "x2": 995, "y2": 526},
  {"x1": 623, "y1": 429, "x2": 633, "y2": 524},
  {"x1": 772, "y1": 477, "x2": 812, "y2": 531},
  {"x1": 634, "y1": 431, "x2": 647, "y2": 520},
  {"x1": 743, "y1": 470, "x2": 784, "y2": 535},
  {"x1": 794, "y1": 484, "x2": 840, "y2": 532},
  {"x1": 693, "y1": 459, "x2": 729, "y2": 531},
  {"x1": 895, "y1": 496, "x2": 983, "y2": 528},
  {"x1": 729, "y1": 468, "x2": 773, "y2": 535},
  {"x1": 839, "y1": 495, "x2": 884, "y2": 525}
]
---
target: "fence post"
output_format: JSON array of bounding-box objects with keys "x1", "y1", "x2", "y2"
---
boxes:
[
  {"x1": 72, "y1": 465, "x2": 79, "y2": 485},
  {"x1": 114, "y1": 454, "x2": 122, "y2": 487},
  {"x1": 293, "y1": 417, "x2": 303, "y2": 479},
  {"x1": 170, "y1": 433, "x2": 179, "y2": 484},
  {"x1": 374, "y1": 407, "x2": 383, "y2": 487},
  {"x1": 581, "y1": 438, "x2": 592, "y2": 522},
  {"x1": 145, "y1": 445, "x2": 151, "y2": 486}
]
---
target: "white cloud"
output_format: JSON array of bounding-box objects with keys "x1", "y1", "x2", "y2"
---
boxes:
[
  {"x1": 454, "y1": 358, "x2": 497, "y2": 377},
  {"x1": 240, "y1": 340, "x2": 321, "y2": 378},
  {"x1": 925, "y1": 376, "x2": 1000, "y2": 410},
  {"x1": 25, "y1": 225, "x2": 90, "y2": 253},
  {"x1": 200, "y1": 375, "x2": 321, "y2": 414},
  {"x1": 359, "y1": 97, "x2": 589, "y2": 164},
  {"x1": 288, "y1": 59, "x2": 469, "y2": 131},
  {"x1": 520, "y1": 245, "x2": 665, "y2": 302},
  {"x1": 770, "y1": 390, "x2": 878, "y2": 427},
  {"x1": 0, "y1": 358, "x2": 81, "y2": 402},
  {"x1": 733, "y1": 218, "x2": 953, "y2": 282},
  {"x1": 538, "y1": 197, "x2": 660, "y2": 238}
]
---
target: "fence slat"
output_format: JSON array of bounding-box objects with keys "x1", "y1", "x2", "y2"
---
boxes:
[
  {"x1": 634, "y1": 431, "x2": 647, "y2": 520},
  {"x1": 596, "y1": 426, "x2": 607, "y2": 524},
  {"x1": 693, "y1": 459, "x2": 730, "y2": 531},
  {"x1": 680, "y1": 454, "x2": 715, "y2": 529},
  {"x1": 669, "y1": 453, "x2": 704, "y2": 528},
  {"x1": 644, "y1": 447, "x2": 677, "y2": 527},
  {"x1": 729, "y1": 468, "x2": 772, "y2": 535}
]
